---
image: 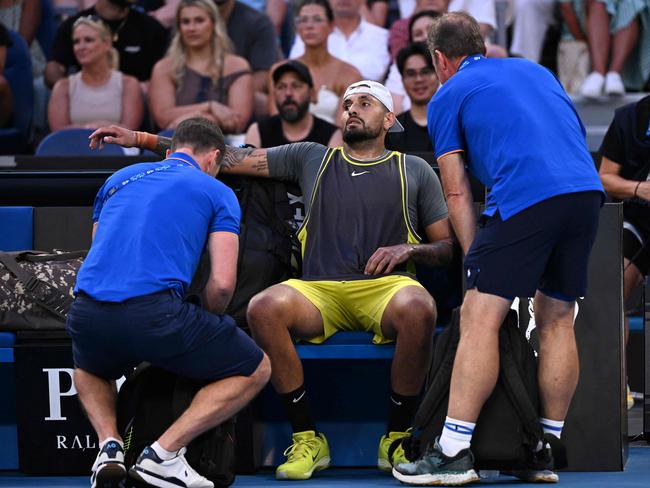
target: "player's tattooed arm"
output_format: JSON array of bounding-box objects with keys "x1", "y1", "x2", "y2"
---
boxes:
[{"x1": 221, "y1": 146, "x2": 270, "y2": 176}]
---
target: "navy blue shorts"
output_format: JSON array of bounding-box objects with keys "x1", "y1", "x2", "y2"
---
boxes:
[
  {"x1": 463, "y1": 191, "x2": 602, "y2": 301},
  {"x1": 67, "y1": 290, "x2": 264, "y2": 381}
]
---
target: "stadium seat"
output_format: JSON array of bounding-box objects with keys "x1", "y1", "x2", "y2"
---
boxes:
[
  {"x1": 0, "y1": 206, "x2": 33, "y2": 251},
  {"x1": 35, "y1": 128, "x2": 127, "y2": 156},
  {"x1": 0, "y1": 30, "x2": 33, "y2": 155}
]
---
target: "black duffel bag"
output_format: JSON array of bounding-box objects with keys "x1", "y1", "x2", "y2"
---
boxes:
[
  {"x1": 117, "y1": 363, "x2": 236, "y2": 488},
  {"x1": 0, "y1": 250, "x2": 86, "y2": 331},
  {"x1": 403, "y1": 308, "x2": 567, "y2": 471}
]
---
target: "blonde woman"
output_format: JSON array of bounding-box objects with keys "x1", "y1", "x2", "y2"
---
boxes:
[
  {"x1": 149, "y1": 0, "x2": 253, "y2": 133},
  {"x1": 48, "y1": 16, "x2": 143, "y2": 131}
]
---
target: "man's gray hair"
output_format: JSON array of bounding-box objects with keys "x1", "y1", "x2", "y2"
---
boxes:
[{"x1": 427, "y1": 11, "x2": 486, "y2": 60}]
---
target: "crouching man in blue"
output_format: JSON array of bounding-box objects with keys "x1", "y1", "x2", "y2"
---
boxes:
[{"x1": 67, "y1": 118, "x2": 271, "y2": 488}]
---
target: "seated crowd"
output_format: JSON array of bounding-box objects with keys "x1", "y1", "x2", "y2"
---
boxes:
[{"x1": 1, "y1": 0, "x2": 650, "y2": 145}]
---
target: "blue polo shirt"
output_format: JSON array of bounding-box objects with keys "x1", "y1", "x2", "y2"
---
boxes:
[
  {"x1": 428, "y1": 55, "x2": 604, "y2": 219},
  {"x1": 75, "y1": 152, "x2": 240, "y2": 301}
]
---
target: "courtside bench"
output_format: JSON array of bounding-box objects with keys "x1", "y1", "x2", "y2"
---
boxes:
[
  {"x1": 0, "y1": 204, "x2": 634, "y2": 473},
  {"x1": 0, "y1": 204, "x2": 411, "y2": 470}
]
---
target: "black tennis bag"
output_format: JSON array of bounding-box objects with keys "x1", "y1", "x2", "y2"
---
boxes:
[
  {"x1": 0, "y1": 250, "x2": 86, "y2": 331},
  {"x1": 117, "y1": 363, "x2": 236, "y2": 488},
  {"x1": 189, "y1": 175, "x2": 296, "y2": 329},
  {"x1": 403, "y1": 308, "x2": 567, "y2": 471}
]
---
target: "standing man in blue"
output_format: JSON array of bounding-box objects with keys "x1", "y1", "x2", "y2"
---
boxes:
[
  {"x1": 393, "y1": 12, "x2": 605, "y2": 486},
  {"x1": 67, "y1": 117, "x2": 271, "y2": 488}
]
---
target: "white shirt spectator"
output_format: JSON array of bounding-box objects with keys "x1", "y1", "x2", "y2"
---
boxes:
[
  {"x1": 509, "y1": 0, "x2": 556, "y2": 63},
  {"x1": 448, "y1": 0, "x2": 497, "y2": 30},
  {"x1": 289, "y1": 18, "x2": 391, "y2": 82},
  {"x1": 398, "y1": 0, "x2": 416, "y2": 19}
]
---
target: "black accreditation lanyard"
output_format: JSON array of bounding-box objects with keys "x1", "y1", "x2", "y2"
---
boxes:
[{"x1": 102, "y1": 157, "x2": 195, "y2": 205}]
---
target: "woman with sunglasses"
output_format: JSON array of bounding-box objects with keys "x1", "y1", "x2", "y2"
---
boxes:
[
  {"x1": 48, "y1": 15, "x2": 143, "y2": 132},
  {"x1": 149, "y1": 0, "x2": 253, "y2": 134},
  {"x1": 268, "y1": 0, "x2": 360, "y2": 127}
]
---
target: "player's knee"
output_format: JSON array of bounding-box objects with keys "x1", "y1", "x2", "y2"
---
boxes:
[
  {"x1": 247, "y1": 288, "x2": 291, "y2": 332},
  {"x1": 393, "y1": 291, "x2": 437, "y2": 335}
]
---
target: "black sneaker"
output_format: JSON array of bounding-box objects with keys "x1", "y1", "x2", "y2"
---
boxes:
[
  {"x1": 392, "y1": 437, "x2": 479, "y2": 486},
  {"x1": 90, "y1": 439, "x2": 126, "y2": 488},
  {"x1": 504, "y1": 444, "x2": 559, "y2": 483}
]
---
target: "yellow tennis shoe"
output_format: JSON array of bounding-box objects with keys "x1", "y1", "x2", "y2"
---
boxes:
[
  {"x1": 378, "y1": 429, "x2": 411, "y2": 471},
  {"x1": 275, "y1": 431, "x2": 331, "y2": 480}
]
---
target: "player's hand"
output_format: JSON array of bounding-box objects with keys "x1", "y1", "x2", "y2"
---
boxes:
[
  {"x1": 364, "y1": 244, "x2": 413, "y2": 275},
  {"x1": 89, "y1": 125, "x2": 136, "y2": 150}
]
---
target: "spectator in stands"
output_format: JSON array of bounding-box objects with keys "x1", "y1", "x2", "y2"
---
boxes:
[
  {"x1": 393, "y1": 13, "x2": 604, "y2": 485},
  {"x1": 149, "y1": 0, "x2": 253, "y2": 133},
  {"x1": 0, "y1": 0, "x2": 46, "y2": 77},
  {"x1": 273, "y1": 0, "x2": 361, "y2": 126},
  {"x1": 212, "y1": 0, "x2": 280, "y2": 105},
  {"x1": 48, "y1": 16, "x2": 143, "y2": 131},
  {"x1": 598, "y1": 94, "x2": 650, "y2": 409},
  {"x1": 248, "y1": 60, "x2": 341, "y2": 147},
  {"x1": 391, "y1": 0, "x2": 506, "y2": 65},
  {"x1": 386, "y1": 44, "x2": 437, "y2": 153},
  {"x1": 289, "y1": 0, "x2": 391, "y2": 82},
  {"x1": 238, "y1": 0, "x2": 288, "y2": 38},
  {"x1": 389, "y1": 0, "x2": 447, "y2": 60},
  {"x1": 449, "y1": 0, "x2": 508, "y2": 58},
  {"x1": 362, "y1": 0, "x2": 389, "y2": 26},
  {"x1": 247, "y1": 60, "x2": 341, "y2": 235},
  {"x1": 0, "y1": 23, "x2": 10, "y2": 128},
  {"x1": 72, "y1": 118, "x2": 271, "y2": 488},
  {"x1": 386, "y1": 9, "x2": 440, "y2": 114},
  {"x1": 157, "y1": 0, "x2": 287, "y2": 40},
  {"x1": 448, "y1": 0, "x2": 496, "y2": 38},
  {"x1": 560, "y1": 0, "x2": 650, "y2": 97},
  {"x1": 45, "y1": 0, "x2": 169, "y2": 89},
  {"x1": 92, "y1": 79, "x2": 455, "y2": 480},
  {"x1": 509, "y1": 0, "x2": 557, "y2": 63}
]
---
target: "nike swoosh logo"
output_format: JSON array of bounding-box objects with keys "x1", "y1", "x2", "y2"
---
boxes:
[
  {"x1": 390, "y1": 396, "x2": 402, "y2": 406},
  {"x1": 312, "y1": 447, "x2": 320, "y2": 461},
  {"x1": 292, "y1": 391, "x2": 306, "y2": 403},
  {"x1": 351, "y1": 170, "x2": 370, "y2": 177}
]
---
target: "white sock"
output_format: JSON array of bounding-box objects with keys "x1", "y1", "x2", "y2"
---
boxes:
[
  {"x1": 537, "y1": 417, "x2": 564, "y2": 451},
  {"x1": 99, "y1": 437, "x2": 123, "y2": 450},
  {"x1": 151, "y1": 441, "x2": 178, "y2": 461},
  {"x1": 540, "y1": 417, "x2": 564, "y2": 438},
  {"x1": 438, "y1": 417, "x2": 475, "y2": 457}
]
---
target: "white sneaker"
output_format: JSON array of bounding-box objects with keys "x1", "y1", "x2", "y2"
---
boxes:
[
  {"x1": 129, "y1": 446, "x2": 214, "y2": 488},
  {"x1": 90, "y1": 439, "x2": 126, "y2": 488},
  {"x1": 580, "y1": 72, "x2": 605, "y2": 98},
  {"x1": 604, "y1": 71, "x2": 625, "y2": 96}
]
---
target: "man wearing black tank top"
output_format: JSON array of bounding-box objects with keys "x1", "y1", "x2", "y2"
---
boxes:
[
  {"x1": 245, "y1": 60, "x2": 342, "y2": 148},
  {"x1": 90, "y1": 80, "x2": 455, "y2": 481}
]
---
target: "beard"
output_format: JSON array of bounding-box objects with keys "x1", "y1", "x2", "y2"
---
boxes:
[
  {"x1": 343, "y1": 121, "x2": 382, "y2": 145},
  {"x1": 278, "y1": 98, "x2": 310, "y2": 123}
]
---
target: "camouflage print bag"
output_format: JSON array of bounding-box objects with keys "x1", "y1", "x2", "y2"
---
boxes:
[{"x1": 0, "y1": 251, "x2": 86, "y2": 331}]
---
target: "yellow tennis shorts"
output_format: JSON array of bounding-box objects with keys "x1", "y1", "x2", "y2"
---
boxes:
[{"x1": 282, "y1": 274, "x2": 424, "y2": 344}]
